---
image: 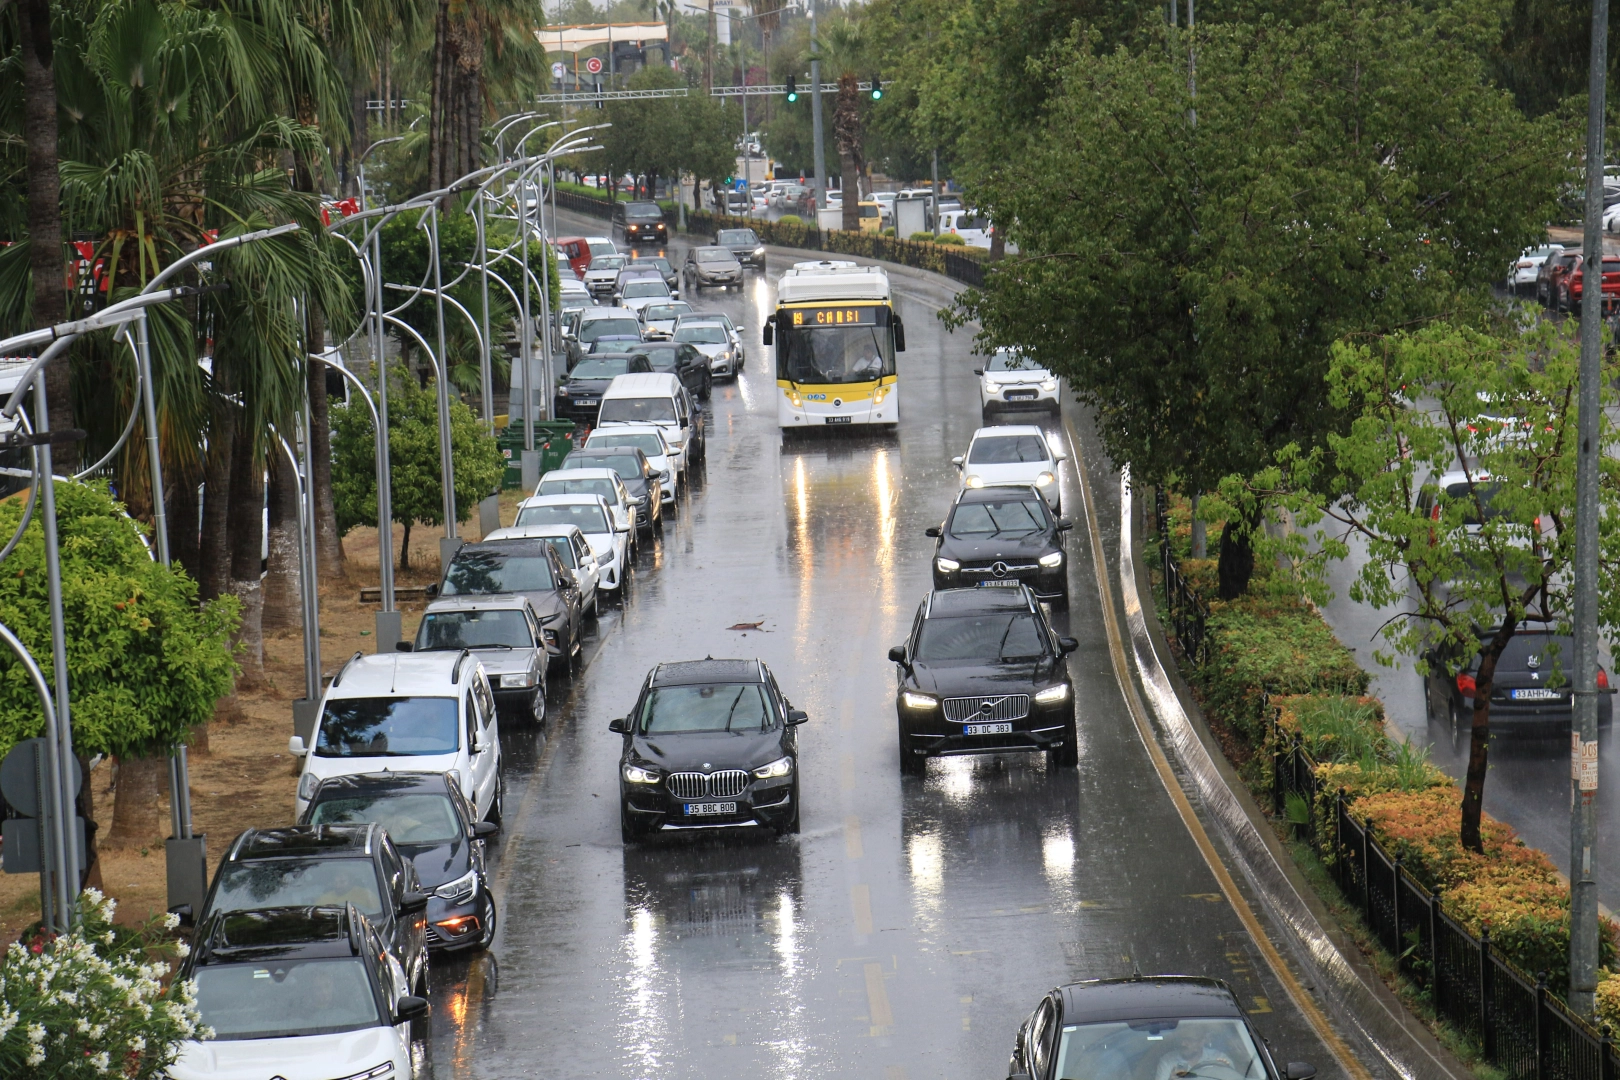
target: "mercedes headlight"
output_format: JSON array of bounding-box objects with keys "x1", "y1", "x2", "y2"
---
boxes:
[
  {"x1": 1035, "y1": 683, "x2": 1071, "y2": 705},
  {"x1": 752, "y1": 756, "x2": 794, "y2": 779},
  {"x1": 623, "y1": 764, "x2": 660, "y2": 784},
  {"x1": 965, "y1": 474, "x2": 984, "y2": 488},
  {"x1": 435, "y1": 869, "x2": 478, "y2": 905},
  {"x1": 1039, "y1": 551, "x2": 1063, "y2": 568},
  {"x1": 1035, "y1": 472, "x2": 1056, "y2": 487},
  {"x1": 935, "y1": 556, "x2": 960, "y2": 573},
  {"x1": 902, "y1": 691, "x2": 938, "y2": 711},
  {"x1": 501, "y1": 671, "x2": 536, "y2": 689},
  {"x1": 297, "y1": 771, "x2": 318, "y2": 802}
]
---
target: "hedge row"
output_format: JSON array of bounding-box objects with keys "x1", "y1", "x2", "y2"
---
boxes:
[{"x1": 1154, "y1": 494, "x2": 1620, "y2": 1024}]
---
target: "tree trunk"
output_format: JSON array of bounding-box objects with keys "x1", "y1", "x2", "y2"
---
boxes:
[
  {"x1": 1216, "y1": 516, "x2": 1254, "y2": 600},
  {"x1": 167, "y1": 457, "x2": 202, "y2": 579},
  {"x1": 348, "y1": 59, "x2": 370, "y2": 198},
  {"x1": 76, "y1": 753, "x2": 101, "y2": 891},
  {"x1": 428, "y1": 0, "x2": 452, "y2": 190},
  {"x1": 840, "y1": 151, "x2": 859, "y2": 232},
  {"x1": 227, "y1": 419, "x2": 265, "y2": 685},
  {"x1": 306, "y1": 321, "x2": 346, "y2": 577},
  {"x1": 18, "y1": 0, "x2": 73, "y2": 439},
  {"x1": 834, "y1": 75, "x2": 862, "y2": 234},
  {"x1": 107, "y1": 755, "x2": 167, "y2": 848},
  {"x1": 198, "y1": 400, "x2": 236, "y2": 602},
  {"x1": 262, "y1": 446, "x2": 301, "y2": 632},
  {"x1": 1462, "y1": 626, "x2": 1513, "y2": 853},
  {"x1": 400, "y1": 518, "x2": 413, "y2": 570}
]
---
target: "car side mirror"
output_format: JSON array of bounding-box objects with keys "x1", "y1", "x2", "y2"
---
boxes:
[
  {"x1": 1055, "y1": 451, "x2": 1069, "y2": 462},
  {"x1": 888, "y1": 645, "x2": 907, "y2": 664},
  {"x1": 424, "y1": 583, "x2": 440, "y2": 599},
  {"x1": 398, "y1": 890, "x2": 430, "y2": 916},
  {"x1": 288, "y1": 735, "x2": 308, "y2": 757},
  {"x1": 972, "y1": 368, "x2": 984, "y2": 376},
  {"x1": 472, "y1": 820, "x2": 499, "y2": 839},
  {"x1": 472, "y1": 730, "x2": 487, "y2": 753},
  {"x1": 1285, "y1": 1064, "x2": 1316, "y2": 1080},
  {"x1": 168, "y1": 903, "x2": 194, "y2": 928},
  {"x1": 608, "y1": 717, "x2": 627, "y2": 734},
  {"x1": 396, "y1": 641, "x2": 414, "y2": 652},
  {"x1": 672, "y1": 290, "x2": 681, "y2": 299},
  {"x1": 787, "y1": 709, "x2": 809, "y2": 725},
  {"x1": 1057, "y1": 519, "x2": 1074, "y2": 531},
  {"x1": 924, "y1": 526, "x2": 942, "y2": 538},
  {"x1": 394, "y1": 995, "x2": 430, "y2": 1024},
  {"x1": 1060, "y1": 636, "x2": 1079, "y2": 654},
  {"x1": 951, "y1": 456, "x2": 964, "y2": 468}
]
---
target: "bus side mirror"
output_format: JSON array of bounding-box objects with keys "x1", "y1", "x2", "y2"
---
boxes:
[
  {"x1": 894, "y1": 318, "x2": 906, "y2": 353},
  {"x1": 762, "y1": 316, "x2": 774, "y2": 346}
]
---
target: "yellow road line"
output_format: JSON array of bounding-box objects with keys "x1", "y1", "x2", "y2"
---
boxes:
[
  {"x1": 845, "y1": 815, "x2": 865, "y2": 860},
  {"x1": 864, "y1": 961, "x2": 895, "y2": 1031},
  {"x1": 1063, "y1": 413, "x2": 1372, "y2": 1080},
  {"x1": 851, "y1": 883, "x2": 875, "y2": 936}
]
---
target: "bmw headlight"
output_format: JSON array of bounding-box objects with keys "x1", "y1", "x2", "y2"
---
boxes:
[
  {"x1": 752, "y1": 756, "x2": 794, "y2": 779},
  {"x1": 965, "y1": 474, "x2": 984, "y2": 488},
  {"x1": 1035, "y1": 472, "x2": 1056, "y2": 487},
  {"x1": 623, "y1": 764, "x2": 660, "y2": 784},
  {"x1": 501, "y1": 672, "x2": 537, "y2": 689},
  {"x1": 435, "y1": 869, "x2": 478, "y2": 905},
  {"x1": 297, "y1": 771, "x2": 318, "y2": 802},
  {"x1": 935, "y1": 556, "x2": 960, "y2": 573},
  {"x1": 1039, "y1": 551, "x2": 1063, "y2": 568},
  {"x1": 1035, "y1": 683, "x2": 1071, "y2": 705},
  {"x1": 902, "y1": 691, "x2": 939, "y2": 711},
  {"x1": 1040, "y1": 377, "x2": 1059, "y2": 392}
]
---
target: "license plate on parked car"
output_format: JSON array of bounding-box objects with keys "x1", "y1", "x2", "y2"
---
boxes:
[
  {"x1": 685, "y1": 802, "x2": 737, "y2": 816},
  {"x1": 825, "y1": 415, "x2": 852, "y2": 425},
  {"x1": 978, "y1": 579, "x2": 1021, "y2": 587},
  {"x1": 1511, "y1": 688, "x2": 1562, "y2": 701},
  {"x1": 964, "y1": 722, "x2": 1012, "y2": 735}
]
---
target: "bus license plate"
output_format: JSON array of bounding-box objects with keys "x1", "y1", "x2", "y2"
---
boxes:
[
  {"x1": 1511, "y1": 688, "x2": 1561, "y2": 701},
  {"x1": 978, "y1": 580, "x2": 1022, "y2": 587},
  {"x1": 824, "y1": 415, "x2": 852, "y2": 425},
  {"x1": 685, "y1": 802, "x2": 737, "y2": 816},
  {"x1": 964, "y1": 722, "x2": 1012, "y2": 735}
]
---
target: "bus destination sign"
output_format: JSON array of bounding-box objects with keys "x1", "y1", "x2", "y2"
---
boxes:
[{"x1": 789, "y1": 306, "x2": 879, "y2": 327}]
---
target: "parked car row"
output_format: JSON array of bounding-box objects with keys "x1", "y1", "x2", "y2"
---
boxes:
[{"x1": 1516, "y1": 243, "x2": 1620, "y2": 315}]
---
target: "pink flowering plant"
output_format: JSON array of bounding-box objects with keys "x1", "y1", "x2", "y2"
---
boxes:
[{"x1": 0, "y1": 888, "x2": 209, "y2": 1077}]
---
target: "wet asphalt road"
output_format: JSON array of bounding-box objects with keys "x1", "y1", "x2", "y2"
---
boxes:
[{"x1": 419, "y1": 223, "x2": 1351, "y2": 1079}]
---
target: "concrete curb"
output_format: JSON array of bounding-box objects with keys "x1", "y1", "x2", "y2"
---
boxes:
[{"x1": 1114, "y1": 469, "x2": 1472, "y2": 1080}]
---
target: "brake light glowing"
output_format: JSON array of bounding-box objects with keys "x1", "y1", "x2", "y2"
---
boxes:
[
  {"x1": 1600, "y1": 670, "x2": 1610, "y2": 690},
  {"x1": 1457, "y1": 673, "x2": 1477, "y2": 696}
]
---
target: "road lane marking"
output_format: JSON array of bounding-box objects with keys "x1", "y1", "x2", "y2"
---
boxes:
[
  {"x1": 851, "y1": 883, "x2": 874, "y2": 935},
  {"x1": 885, "y1": 1066, "x2": 909, "y2": 1080},
  {"x1": 864, "y1": 961, "x2": 894, "y2": 1032},
  {"x1": 1062, "y1": 411, "x2": 1372, "y2": 1080},
  {"x1": 841, "y1": 752, "x2": 856, "y2": 790},
  {"x1": 844, "y1": 815, "x2": 864, "y2": 859}
]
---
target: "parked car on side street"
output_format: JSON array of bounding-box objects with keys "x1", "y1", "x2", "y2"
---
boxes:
[{"x1": 1507, "y1": 244, "x2": 1561, "y2": 295}]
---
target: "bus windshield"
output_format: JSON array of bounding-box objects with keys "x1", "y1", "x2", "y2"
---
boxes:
[{"x1": 777, "y1": 311, "x2": 896, "y2": 385}]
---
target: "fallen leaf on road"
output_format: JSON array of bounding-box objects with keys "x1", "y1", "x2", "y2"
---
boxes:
[{"x1": 728, "y1": 621, "x2": 767, "y2": 631}]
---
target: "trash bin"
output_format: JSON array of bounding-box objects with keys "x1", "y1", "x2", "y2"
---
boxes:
[
  {"x1": 501, "y1": 419, "x2": 577, "y2": 490},
  {"x1": 496, "y1": 426, "x2": 527, "y2": 490}
]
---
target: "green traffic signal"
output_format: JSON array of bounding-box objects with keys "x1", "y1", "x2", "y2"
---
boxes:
[
  {"x1": 871, "y1": 76, "x2": 883, "y2": 100},
  {"x1": 786, "y1": 75, "x2": 798, "y2": 103}
]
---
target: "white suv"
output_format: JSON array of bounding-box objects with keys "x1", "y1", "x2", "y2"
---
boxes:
[
  {"x1": 953, "y1": 425, "x2": 1066, "y2": 512},
  {"x1": 977, "y1": 347, "x2": 1060, "y2": 418},
  {"x1": 290, "y1": 651, "x2": 504, "y2": 825}
]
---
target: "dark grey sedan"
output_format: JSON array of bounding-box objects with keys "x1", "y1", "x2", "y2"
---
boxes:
[
  {"x1": 716, "y1": 228, "x2": 765, "y2": 268},
  {"x1": 683, "y1": 246, "x2": 743, "y2": 291}
]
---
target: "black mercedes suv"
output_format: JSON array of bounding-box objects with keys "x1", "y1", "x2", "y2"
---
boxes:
[
  {"x1": 611, "y1": 659, "x2": 808, "y2": 841},
  {"x1": 889, "y1": 586, "x2": 1078, "y2": 773},
  {"x1": 928, "y1": 485, "x2": 1072, "y2": 607}
]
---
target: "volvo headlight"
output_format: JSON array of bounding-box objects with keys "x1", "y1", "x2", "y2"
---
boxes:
[
  {"x1": 752, "y1": 756, "x2": 793, "y2": 779},
  {"x1": 1035, "y1": 472, "x2": 1056, "y2": 487},
  {"x1": 297, "y1": 771, "x2": 318, "y2": 802},
  {"x1": 1040, "y1": 378, "x2": 1059, "y2": 392},
  {"x1": 902, "y1": 691, "x2": 938, "y2": 711},
  {"x1": 965, "y1": 474, "x2": 984, "y2": 488},
  {"x1": 935, "y1": 556, "x2": 960, "y2": 573},
  {"x1": 1035, "y1": 683, "x2": 1072, "y2": 705},
  {"x1": 623, "y1": 764, "x2": 660, "y2": 784},
  {"x1": 501, "y1": 671, "x2": 536, "y2": 689},
  {"x1": 1039, "y1": 551, "x2": 1063, "y2": 568},
  {"x1": 435, "y1": 869, "x2": 478, "y2": 905}
]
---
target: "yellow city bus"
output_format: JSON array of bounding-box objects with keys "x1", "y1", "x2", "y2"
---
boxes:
[{"x1": 764, "y1": 261, "x2": 905, "y2": 429}]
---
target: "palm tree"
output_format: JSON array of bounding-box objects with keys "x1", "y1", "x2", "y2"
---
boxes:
[{"x1": 814, "y1": 17, "x2": 868, "y2": 232}]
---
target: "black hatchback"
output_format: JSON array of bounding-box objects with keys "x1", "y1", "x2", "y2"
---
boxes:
[
  {"x1": 611, "y1": 658, "x2": 808, "y2": 841},
  {"x1": 554, "y1": 352, "x2": 652, "y2": 424},
  {"x1": 1423, "y1": 628, "x2": 1615, "y2": 732},
  {"x1": 301, "y1": 772, "x2": 499, "y2": 953},
  {"x1": 1008, "y1": 976, "x2": 1315, "y2": 1080},
  {"x1": 929, "y1": 486, "x2": 1072, "y2": 606},
  {"x1": 889, "y1": 586, "x2": 1078, "y2": 773},
  {"x1": 599, "y1": 342, "x2": 712, "y2": 402}
]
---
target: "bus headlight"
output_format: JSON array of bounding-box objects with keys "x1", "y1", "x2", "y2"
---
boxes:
[
  {"x1": 935, "y1": 557, "x2": 960, "y2": 573},
  {"x1": 788, "y1": 390, "x2": 803, "y2": 408},
  {"x1": 872, "y1": 387, "x2": 888, "y2": 404},
  {"x1": 965, "y1": 474, "x2": 984, "y2": 488},
  {"x1": 1039, "y1": 551, "x2": 1063, "y2": 568},
  {"x1": 1035, "y1": 472, "x2": 1056, "y2": 487}
]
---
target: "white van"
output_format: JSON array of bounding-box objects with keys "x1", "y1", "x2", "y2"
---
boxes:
[
  {"x1": 598, "y1": 371, "x2": 706, "y2": 478},
  {"x1": 939, "y1": 208, "x2": 993, "y2": 249}
]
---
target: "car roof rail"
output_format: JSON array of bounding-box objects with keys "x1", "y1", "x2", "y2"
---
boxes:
[
  {"x1": 451, "y1": 648, "x2": 473, "y2": 684},
  {"x1": 332, "y1": 651, "x2": 365, "y2": 688},
  {"x1": 226, "y1": 829, "x2": 253, "y2": 862}
]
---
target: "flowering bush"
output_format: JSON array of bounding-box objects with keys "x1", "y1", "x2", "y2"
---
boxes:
[
  {"x1": 1597, "y1": 972, "x2": 1620, "y2": 1031},
  {"x1": 0, "y1": 889, "x2": 208, "y2": 1077}
]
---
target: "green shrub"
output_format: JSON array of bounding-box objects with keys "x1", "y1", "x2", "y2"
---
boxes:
[
  {"x1": 882, "y1": 227, "x2": 896, "y2": 236},
  {"x1": 777, "y1": 214, "x2": 803, "y2": 225},
  {"x1": 1198, "y1": 608, "x2": 1368, "y2": 744},
  {"x1": 909, "y1": 231, "x2": 937, "y2": 242},
  {"x1": 934, "y1": 232, "x2": 967, "y2": 245}
]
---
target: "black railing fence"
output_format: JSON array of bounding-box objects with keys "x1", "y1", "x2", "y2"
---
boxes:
[
  {"x1": 1154, "y1": 492, "x2": 1212, "y2": 666},
  {"x1": 1270, "y1": 716, "x2": 1620, "y2": 1080}
]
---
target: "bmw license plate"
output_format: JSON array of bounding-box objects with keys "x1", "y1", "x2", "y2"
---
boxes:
[
  {"x1": 824, "y1": 415, "x2": 853, "y2": 425},
  {"x1": 685, "y1": 801, "x2": 737, "y2": 816},
  {"x1": 978, "y1": 579, "x2": 1022, "y2": 587},
  {"x1": 1005, "y1": 390, "x2": 1038, "y2": 401},
  {"x1": 1511, "y1": 688, "x2": 1561, "y2": 701},
  {"x1": 964, "y1": 722, "x2": 1013, "y2": 735}
]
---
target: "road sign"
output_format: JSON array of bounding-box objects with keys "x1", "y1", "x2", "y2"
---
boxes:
[
  {"x1": 585, "y1": 56, "x2": 603, "y2": 75},
  {"x1": 552, "y1": 62, "x2": 565, "y2": 80},
  {"x1": 1, "y1": 737, "x2": 80, "y2": 818}
]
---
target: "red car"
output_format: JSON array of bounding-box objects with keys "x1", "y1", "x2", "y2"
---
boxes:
[
  {"x1": 555, "y1": 236, "x2": 592, "y2": 280},
  {"x1": 1564, "y1": 254, "x2": 1620, "y2": 314}
]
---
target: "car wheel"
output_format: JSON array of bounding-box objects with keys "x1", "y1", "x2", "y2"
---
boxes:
[
  {"x1": 898, "y1": 725, "x2": 924, "y2": 775},
  {"x1": 702, "y1": 376, "x2": 713, "y2": 402},
  {"x1": 530, "y1": 688, "x2": 546, "y2": 726},
  {"x1": 486, "y1": 776, "x2": 505, "y2": 827},
  {"x1": 1449, "y1": 698, "x2": 1468, "y2": 731},
  {"x1": 472, "y1": 893, "x2": 497, "y2": 951}
]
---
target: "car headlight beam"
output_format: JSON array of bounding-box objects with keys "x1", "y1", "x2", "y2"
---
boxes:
[
  {"x1": 964, "y1": 474, "x2": 984, "y2": 488},
  {"x1": 935, "y1": 556, "x2": 961, "y2": 573},
  {"x1": 1040, "y1": 378, "x2": 1059, "y2": 392},
  {"x1": 1035, "y1": 683, "x2": 1071, "y2": 705},
  {"x1": 1035, "y1": 472, "x2": 1056, "y2": 487},
  {"x1": 1039, "y1": 551, "x2": 1063, "y2": 568},
  {"x1": 752, "y1": 756, "x2": 794, "y2": 779},
  {"x1": 902, "y1": 691, "x2": 938, "y2": 711},
  {"x1": 435, "y1": 869, "x2": 478, "y2": 905},
  {"x1": 623, "y1": 764, "x2": 660, "y2": 784},
  {"x1": 984, "y1": 381, "x2": 1002, "y2": 394}
]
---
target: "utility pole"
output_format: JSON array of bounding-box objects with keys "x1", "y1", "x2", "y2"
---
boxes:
[
  {"x1": 809, "y1": 0, "x2": 826, "y2": 217},
  {"x1": 706, "y1": 0, "x2": 716, "y2": 93},
  {"x1": 1571, "y1": 0, "x2": 1607, "y2": 1019}
]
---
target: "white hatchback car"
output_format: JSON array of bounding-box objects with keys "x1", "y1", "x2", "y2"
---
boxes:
[
  {"x1": 289, "y1": 651, "x2": 504, "y2": 825},
  {"x1": 584, "y1": 424, "x2": 677, "y2": 504},
  {"x1": 506, "y1": 523, "x2": 601, "y2": 615},
  {"x1": 953, "y1": 425, "x2": 1066, "y2": 512},
  {"x1": 501, "y1": 493, "x2": 631, "y2": 592},
  {"x1": 534, "y1": 467, "x2": 637, "y2": 538},
  {"x1": 977, "y1": 347, "x2": 1060, "y2": 417}
]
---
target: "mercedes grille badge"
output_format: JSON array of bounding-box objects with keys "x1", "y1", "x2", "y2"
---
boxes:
[{"x1": 991, "y1": 562, "x2": 1010, "y2": 578}]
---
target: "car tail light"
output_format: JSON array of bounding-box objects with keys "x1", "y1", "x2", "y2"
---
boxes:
[
  {"x1": 1457, "y1": 673, "x2": 1477, "y2": 696},
  {"x1": 1600, "y1": 669, "x2": 1610, "y2": 690}
]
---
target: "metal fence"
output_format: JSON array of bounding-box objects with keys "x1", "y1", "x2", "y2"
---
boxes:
[
  {"x1": 1270, "y1": 722, "x2": 1620, "y2": 1080},
  {"x1": 1153, "y1": 492, "x2": 1212, "y2": 666}
]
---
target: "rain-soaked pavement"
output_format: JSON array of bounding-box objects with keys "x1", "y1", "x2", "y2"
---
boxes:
[{"x1": 419, "y1": 224, "x2": 1353, "y2": 1079}]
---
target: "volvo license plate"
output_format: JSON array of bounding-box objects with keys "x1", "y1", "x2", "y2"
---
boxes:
[
  {"x1": 964, "y1": 722, "x2": 1013, "y2": 735},
  {"x1": 978, "y1": 579, "x2": 1021, "y2": 587},
  {"x1": 825, "y1": 415, "x2": 852, "y2": 425},
  {"x1": 1511, "y1": 688, "x2": 1561, "y2": 701},
  {"x1": 685, "y1": 801, "x2": 737, "y2": 816}
]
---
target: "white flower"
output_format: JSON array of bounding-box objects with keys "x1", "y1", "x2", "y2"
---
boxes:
[
  {"x1": 174, "y1": 940, "x2": 190, "y2": 958},
  {"x1": 90, "y1": 1050, "x2": 111, "y2": 1073},
  {"x1": 26, "y1": 1022, "x2": 45, "y2": 1044},
  {"x1": 25, "y1": 1044, "x2": 44, "y2": 1067},
  {"x1": 163, "y1": 913, "x2": 181, "y2": 931}
]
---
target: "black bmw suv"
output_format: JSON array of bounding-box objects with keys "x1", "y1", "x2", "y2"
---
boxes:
[
  {"x1": 889, "y1": 586, "x2": 1078, "y2": 774},
  {"x1": 611, "y1": 659, "x2": 808, "y2": 841},
  {"x1": 928, "y1": 486, "x2": 1072, "y2": 607}
]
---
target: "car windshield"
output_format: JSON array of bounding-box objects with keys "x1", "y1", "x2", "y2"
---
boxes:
[
  {"x1": 625, "y1": 202, "x2": 662, "y2": 220},
  {"x1": 696, "y1": 249, "x2": 733, "y2": 263},
  {"x1": 916, "y1": 613, "x2": 1046, "y2": 662},
  {"x1": 588, "y1": 432, "x2": 665, "y2": 457},
  {"x1": 623, "y1": 281, "x2": 668, "y2": 298},
  {"x1": 969, "y1": 435, "x2": 1051, "y2": 464},
  {"x1": 581, "y1": 318, "x2": 640, "y2": 341},
  {"x1": 600, "y1": 396, "x2": 676, "y2": 424},
  {"x1": 645, "y1": 304, "x2": 690, "y2": 321},
  {"x1": 540, "y1": 476, "x2": 618, "y2": 500},
  {"x1": 1441, "y1": 481, "x2": 1508, "y2": 526},
  {"x1": 591, "y1": 255, "x2": 626, "y2": 271},
  {"x1": 573, "y1": 357, "x2": 637, "y2": 378},
  {"x1": 195, "y1": 958, "x2": 382, "y2": 1041},
  {"x1": 568, "y1": 455, "x2": 643, "y2": 480},
  {"x1": 516, "y1": 502, "x2": 611, "y2": 534},
  {"x1": 638, "y1": 683, "x2": 773, "y2": 734},
  {"x1": 443, "y1": 549, "x2": 555, "y2": 594},
  {"x1": 308, "y1": 792, "x2": 464, "y2": 845},
  {"x1": 633, "y1": 258, "x2": 673, "y2": 272},
  {"x1": 416, "y1": 609, "x2": 535, "y2": 650},
  {"x1": 636, "y1": 348, "x2": 683, "y2": 371},
  {"x1": 211, "y1": 859, "x2": 384, "y2": 919},
  {"x1": 950, "y1": 499, "x2": 1047, "y2": 538},
  {"x1": 316, "y1": 696, "x2": 460, "y2": 757},
  {"x1": 717, "y1": 230, "x2": 758, "y2": 246},
  {"x1": 588, "y1": 241, "x2": 616, "y2": 258},
  {"x1": 987, "y1": 350, "x2": 1043, "y2": 372},
  {"x1": 676, "y1": 326, "x2": 728, "y2": 344},
  {"x1": 538, "y1": 536, "x2": 577, "y2": 568},
  {"x1": 1053, "y1": 1018, "x2": 1266, "y2": 1080}
]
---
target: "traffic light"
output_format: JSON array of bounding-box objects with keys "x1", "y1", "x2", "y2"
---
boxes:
[
  {"x1": 786, "y1": 75, "x2": 798, "y2": 103},
  {"x1": 870, "y1": 76, "x2": 883, "y2": 101}
]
